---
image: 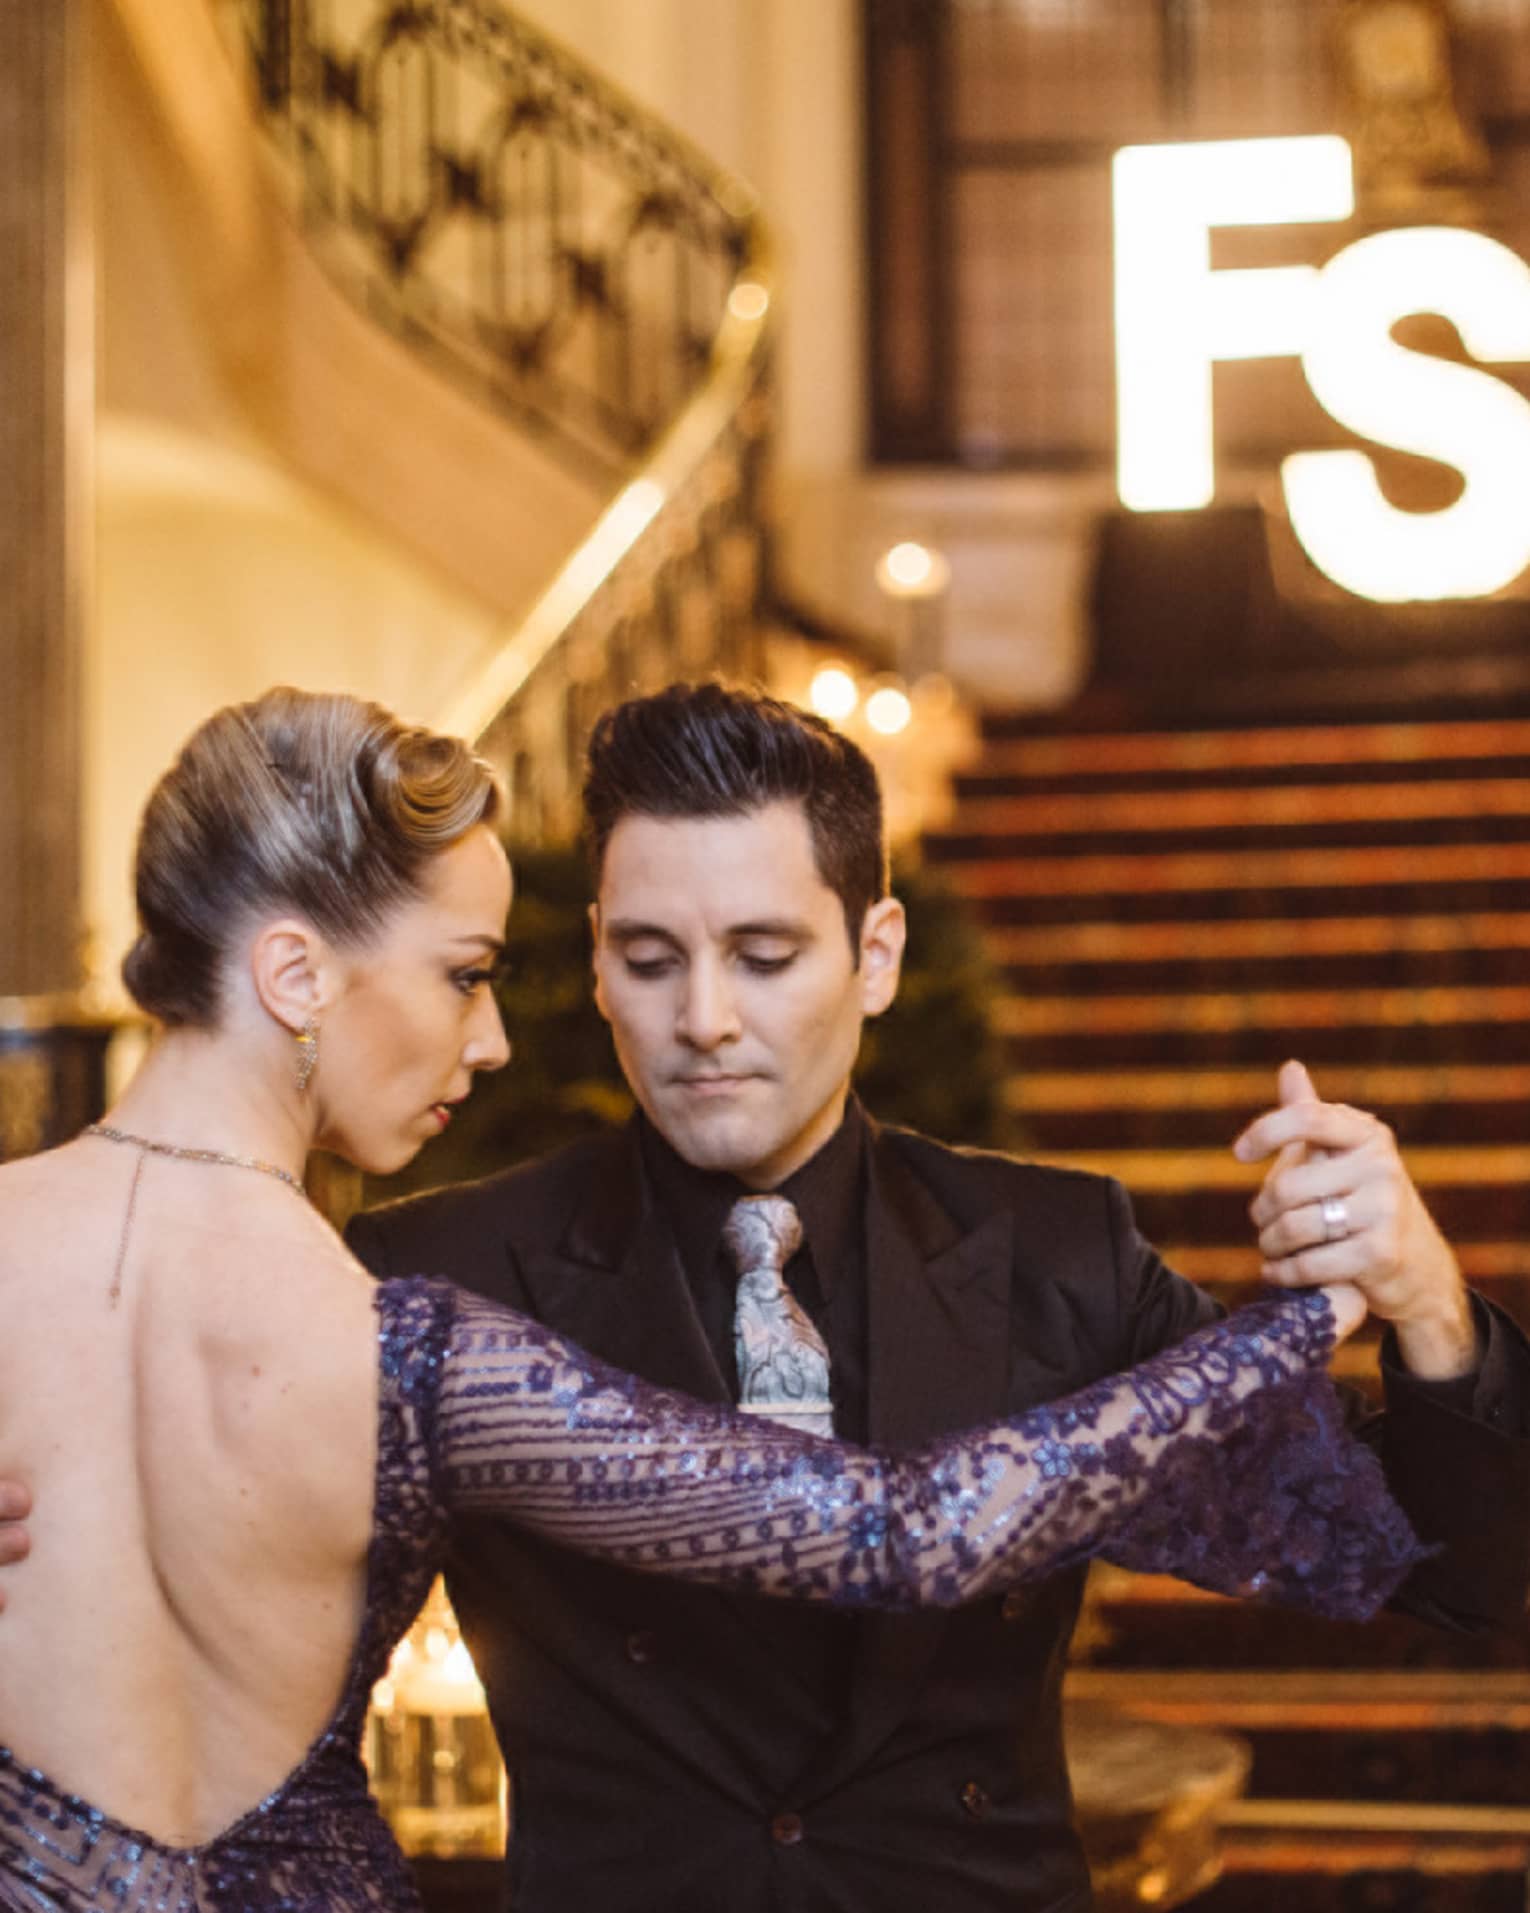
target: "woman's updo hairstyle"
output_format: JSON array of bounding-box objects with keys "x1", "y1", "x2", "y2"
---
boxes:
[{"x1": 123, "y1": 687, "x2": 504, "y2": 1028}]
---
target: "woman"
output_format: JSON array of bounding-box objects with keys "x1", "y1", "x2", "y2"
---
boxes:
[{"x1": 0, "y1": 689, "x2": 1417, "y2": 1912}]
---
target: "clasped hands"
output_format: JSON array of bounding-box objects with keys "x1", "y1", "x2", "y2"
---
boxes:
[{"x1": 1234, "y1": 1059, "x2": 1477, "y2": 1380}]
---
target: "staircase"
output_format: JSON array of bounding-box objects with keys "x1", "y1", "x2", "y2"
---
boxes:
[{"x1": 926, "y1": 705, "x2": 1530, "y2": 1913}]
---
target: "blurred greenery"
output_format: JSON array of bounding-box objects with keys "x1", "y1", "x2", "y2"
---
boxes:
[{"x1": 371, "y1": 844, "x2": 1021, "y2": 1202}]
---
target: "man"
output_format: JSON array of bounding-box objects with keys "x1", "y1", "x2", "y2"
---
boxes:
[
  {"x1": 347, "y1": 684, "x2": 1529, "y2": 1913},
  {"x1": 2, "y1": 684, "x2": 1526, "y2": 1909}
]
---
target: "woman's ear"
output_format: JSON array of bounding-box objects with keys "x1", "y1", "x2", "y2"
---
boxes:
[{"x1": 248, "y1": 918, "x2": 327, "y2": 1034}]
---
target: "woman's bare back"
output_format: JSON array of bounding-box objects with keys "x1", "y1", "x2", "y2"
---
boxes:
[{"x1": 0, "y1": 1138, "x2": 381, "y2": 1846}]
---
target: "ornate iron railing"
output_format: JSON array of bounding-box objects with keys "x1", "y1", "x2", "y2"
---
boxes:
[
  {"x1": 215, "y1": 0, "x2": 763, "y2": 478},
  {"x1": 210, "y1": 0, "x2": 776, "y2": 839}
]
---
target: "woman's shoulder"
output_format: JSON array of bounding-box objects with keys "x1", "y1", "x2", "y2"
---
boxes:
[
  {"x1": 0, "y1": 1142, "x2": 122, "y2": 1288},
  {"x1": 0, "y1": 1138, "x2": 90, "y2": 1202}
]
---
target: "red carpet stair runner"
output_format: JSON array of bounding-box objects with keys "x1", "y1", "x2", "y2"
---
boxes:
[{"x1": 925, "y1": 708, "x2": 1530, "y2": 1913}]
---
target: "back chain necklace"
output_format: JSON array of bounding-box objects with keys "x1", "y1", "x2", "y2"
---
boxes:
[{"x1": 84, "y1": 1122, "x2": 307, "y2": 1305}]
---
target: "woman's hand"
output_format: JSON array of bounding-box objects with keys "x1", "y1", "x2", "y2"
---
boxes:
[{"x1": 1320, "y1": 1280, "x2": 1368, "y2": 1345}]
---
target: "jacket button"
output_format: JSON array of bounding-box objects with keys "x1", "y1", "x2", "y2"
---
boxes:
[
  {"x1": 959, "y1": 1780, "x2": 991, "y2": 1820},
  {"x1": 625, "y1": 1630, "x2": 658, "y2": 1665},
  {"x1": 1001, "y1": 1590, "x2": 1027, "y2": 1622},
  {"x1": 771, "y1": 1811, "x2": 805, "y2": 1846}
]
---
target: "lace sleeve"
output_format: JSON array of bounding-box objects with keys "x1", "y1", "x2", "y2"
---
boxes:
[{"x1": 429, "y1": 1284, "x2": 1426, "y2": 1622}]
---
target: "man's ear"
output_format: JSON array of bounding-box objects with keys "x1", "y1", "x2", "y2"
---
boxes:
[
  {"x1": 248, "y1": 918, "x2": 328, "y2": 1034},
  {"x1": 859, "y1": 896, "x2": 907, "y2": 1018},
  {"x1": 587, "y1": 902, "x2": 612, "y2": 1023}
]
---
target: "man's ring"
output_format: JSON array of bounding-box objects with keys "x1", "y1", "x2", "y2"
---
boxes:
[{"x1": 1320, "y1": 1196, "x2": 1350, "y2": 1243}]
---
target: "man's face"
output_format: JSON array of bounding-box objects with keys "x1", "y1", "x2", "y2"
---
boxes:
[{"x1": 591, "y1": 801, "x2": 905, "y2": 1188}]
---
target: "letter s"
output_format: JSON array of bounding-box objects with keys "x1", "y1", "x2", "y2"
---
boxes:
[{"x1": 1283, "y1": 227, "x2": 1530, "y2": 602}]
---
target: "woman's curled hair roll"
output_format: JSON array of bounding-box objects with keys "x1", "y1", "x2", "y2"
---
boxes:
[{"x1": 123, "y1": 687, "x2": 502, "y2": 1028}]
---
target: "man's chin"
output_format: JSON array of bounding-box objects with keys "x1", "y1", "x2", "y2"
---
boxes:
[{"x1": 661, "y1": 1105, "x2": 775, "y2": 1181}]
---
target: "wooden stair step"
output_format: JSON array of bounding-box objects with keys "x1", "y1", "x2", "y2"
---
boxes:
[
  {"x1": 1203, "y1": 1867, "x2": 1528, "y2": 1911},
  {"x1": 998, "y1": 987, "x2": 1530, "y2": 1039},
  {"x1": 1157, "y1": 1241, "x2": 1530, "y2": 1287},
  {"x1": 973, "y1": 717, "x2": 1530, "y2": 778},
  {"x1": 1066, "y1": 1670, "x2": 1530, "y2": 1731},
  {"x1": 934, "y1": 815, "x2": 1530, "y2": 862},
  {"x1": 1005, "y1": 1024, "x2": 1530, "y2": 1073},
  {"x1": 1052, "y1": 1270, "x2": 1530, "y2": 1328},
  {"x1": 1221, "y1": 1801, "x2": 1530, "y2": 1839},
  {"x1": 1131, "y1": 1184, "x2": 1530, "y2": 1249},
  {"x1": 1210, "y1": 1801, "x2": 1530, "y2": 1909},
  {"x1": 974, "y1": 880, "x2": 1530, "y2": 927},
  {"x1": 948, "y1": 782, "x2": 1530, "y2": 838},
  {"x1": 955, "y1": 754, "x2": 1530, "y2": 799},
  {"x1": 1001, "y1": 949, "x2": 1530, "y2": 999},
  {"x1": 1009, "y1": 1065, "x2": 1530, "y2": 1115},
  {"x1": 991, "y1": 914, "x2": 1530, "y2": 996},
  {"x1": 1068, "y1": 1676, "x2": 1530, "y2": 1817},
  {"x1": 1081, "y1": 1570, "x2": 1530, "y2": 1674},
  {"x1": 1020, "y1": 1105, "x2": 1530, "y2": 1156},
  {"x1": 1006, "y1": 1067, "x2": 1530, "y2": 1153},
  {"x1": 940, "y1": 841, "x2": 1530, "y2": 899},
  {"x1": 1005, "y1": 1066, "x2": 1530, "y2": 1150},
  {"x1": 986, "y1": 914, "x2": 1530, "y2": 966},
  {"x1": 936, "y1": 788, "x2": 1530, "y2": 864},
  {"x1": 1026, "y1": 1144, "x2": 1530, "y2": 1193}
]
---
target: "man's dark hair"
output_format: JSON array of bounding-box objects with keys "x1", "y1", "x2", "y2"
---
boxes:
[{"x1": 582, "y1": 682, "x2": 888, "y2": 953}]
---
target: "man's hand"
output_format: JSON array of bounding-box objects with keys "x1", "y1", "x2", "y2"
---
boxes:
[
  {"x1": 1233, "y1": 1060, "x2": 1478, "y2": 1382},
  {"x1": 0, "y1": 1480, "x2": 32, "y2": 1614}
]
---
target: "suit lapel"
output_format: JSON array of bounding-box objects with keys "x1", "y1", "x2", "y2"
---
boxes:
[
  {"x1": 517, "y1": 1123, "x2": 730, "y2": 1404},
  {"x1": 795, "y1": 1126, "x2": 1019, "y2": 1801},
  {"x1": 865, "y1": 1149, "x2": 1015, "y2": 1448}
]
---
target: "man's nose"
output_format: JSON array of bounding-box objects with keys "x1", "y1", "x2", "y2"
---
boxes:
[{"x1": 677, "y1": 961, "x2": 741, "y2": 1048}]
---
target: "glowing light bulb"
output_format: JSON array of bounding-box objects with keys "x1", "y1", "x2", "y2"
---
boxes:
[
  {"x1": 809, "y1": 666, "x2": 859, "y2": 722},
  {"x1": 728, "y1": 281, "x2": 770, "y2": 323},
  {"x1": 865, "y1": 684, "x2": 913, "y2": 736},
  {"x1": 875, "y1": 541, "x2": 951, "y2": 598}
]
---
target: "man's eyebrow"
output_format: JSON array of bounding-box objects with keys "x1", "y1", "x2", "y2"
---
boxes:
[
  {"x1": 605, "y1": 920, "x2": 683, "y2": 946},
  {"x1": 727, "y1": 918, "x2": 814, "y2": 940},
  {"x1": 603, "y1": 918, "x2": 813, "y2": 943}
]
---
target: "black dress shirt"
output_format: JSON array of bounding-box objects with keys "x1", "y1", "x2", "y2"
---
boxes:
[{"x1": 638, "y1": 1097, "x2": 872, "y2": 1442}]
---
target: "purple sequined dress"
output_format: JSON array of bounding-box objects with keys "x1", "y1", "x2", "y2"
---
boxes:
[{"x1": 0, "y1": 1280, "x2": 1423, "y2": 1911}]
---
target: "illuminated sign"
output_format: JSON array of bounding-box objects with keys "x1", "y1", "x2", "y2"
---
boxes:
[{"x1": 1113, "y1": 136, "x2": 1530, "y2": 603}]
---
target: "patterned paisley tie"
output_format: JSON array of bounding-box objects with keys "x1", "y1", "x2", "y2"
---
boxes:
[{"x1": 724, "y1": 1194, "x2": 835, "y2": 1440}]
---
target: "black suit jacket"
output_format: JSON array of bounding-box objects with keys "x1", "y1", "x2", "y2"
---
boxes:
[{"x1": 347, "y1": 1117, "x2": 1530, "y2": 1913}]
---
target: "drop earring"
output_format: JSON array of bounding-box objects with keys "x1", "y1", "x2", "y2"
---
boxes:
[{"x1": 295, "y1": 1013, "x2": 319, "y2": 1094}]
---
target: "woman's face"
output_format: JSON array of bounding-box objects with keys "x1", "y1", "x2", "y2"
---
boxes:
[{"x1": 313, "y1": 824, "x2": 513, "y2": 1174}]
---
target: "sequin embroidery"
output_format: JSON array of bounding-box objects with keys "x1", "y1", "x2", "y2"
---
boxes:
[{"x1": 0, "y1": 1283, "x2": 1424, "y2": 1909}]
